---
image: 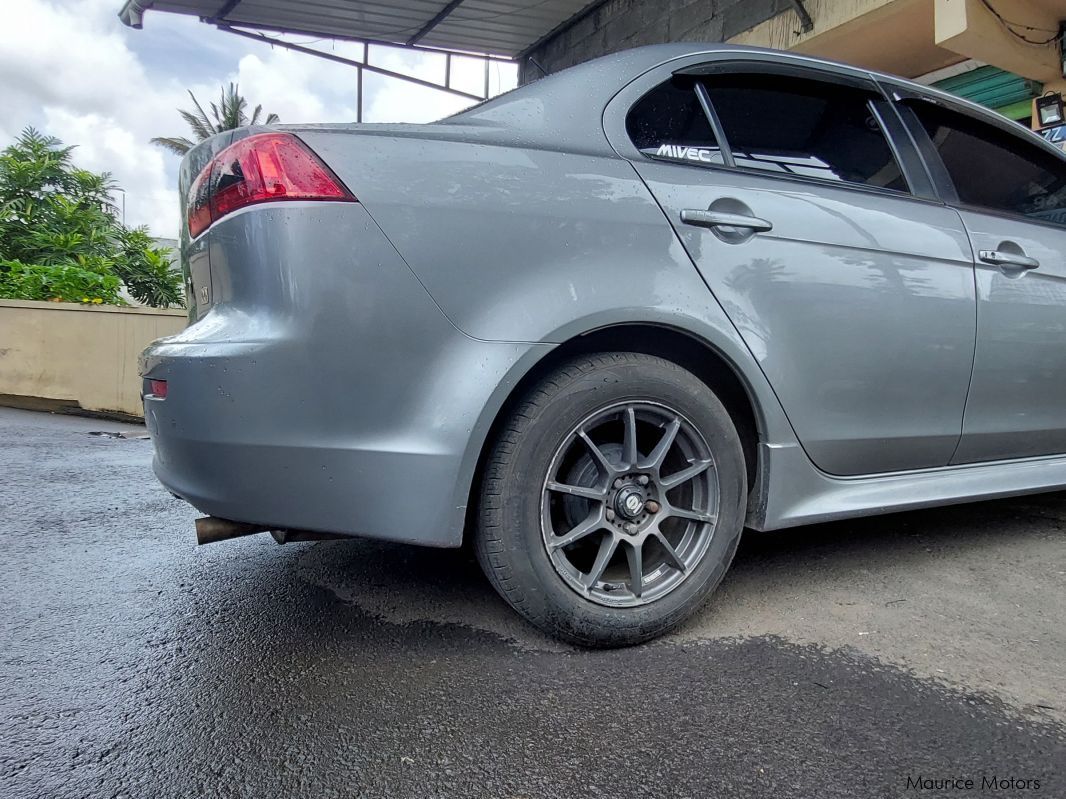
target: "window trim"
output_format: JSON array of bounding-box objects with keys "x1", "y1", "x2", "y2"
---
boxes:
[
  {"x1": 620, "y1": 59, "x2": 925, "y2": 201},
  {"x1": 868, "y1": 90, "x2": 940, "y2": 201},
  {"x1": 882, "y1": 96, "x2": 960, "y2": 205},
  {"x1": 698, "y1": 72, "x2": 913, "y2": 195},
  {"x1": 693, "y1": 81, "x2": 735, "y2": 168},
  {"x1": 675, "y1": 59, "x2": 874, "y2": 92},
  {"x1": 895, "y1": 88, "x2": 1066, "y2": 230}
]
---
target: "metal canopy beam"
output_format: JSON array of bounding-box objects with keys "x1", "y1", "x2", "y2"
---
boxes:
[
  {"x1": 789, "y1": 0, "x2": 814, "y2": 33},
  {"x1": 407, "y1": 0, "x2": 465, "y2": 46},
  {"x1": 200, "y1": 17, "x2": 512, "y2": 62},
  {"x1": 215, "y1": 23, "x2": 486, "y2": 102},
  {"x1": 213, "y1": 0, "x2": 242, "y2": 18},
  {"x1": 118, "y1": 0, "x2": 592, "y2": 59},
  {"x1": 118, "y1": 0, "x2": 556, "y2": 123}
]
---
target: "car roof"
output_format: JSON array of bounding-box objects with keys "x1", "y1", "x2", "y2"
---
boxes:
[{"x1": 448, "y1": 43, "x2": 1062, "y2": 161}]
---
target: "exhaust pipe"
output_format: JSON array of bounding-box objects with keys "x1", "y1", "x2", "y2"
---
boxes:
[
  {"x1": 194, "y1": 517, "x2": 348, "y2": 545},
  {"x1": 269, "y1": 529, "x2": 347, "y2": 544},
  {"x1": 195, "y1": 516, "x2": 268, "y2": 545}
]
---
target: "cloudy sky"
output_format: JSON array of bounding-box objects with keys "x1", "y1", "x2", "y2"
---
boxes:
[{"x1": 2, "y1": 0, "x2": 517, "y2": 238}]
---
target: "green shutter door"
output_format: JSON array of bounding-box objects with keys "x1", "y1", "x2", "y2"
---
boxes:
[{"x1": 933, "y1": 65, "x2": 1042, "y2": 121}]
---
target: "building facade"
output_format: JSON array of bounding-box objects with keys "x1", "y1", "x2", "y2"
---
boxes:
[
  {"x1": 520, "y1": 0, "x2": 1066, "y2": 129},
  {"x1": 518, "y1": 0, "x2": 797, "y2": 83}
]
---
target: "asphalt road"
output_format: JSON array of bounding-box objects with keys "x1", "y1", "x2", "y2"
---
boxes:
[{"x1": 1, "y1": 406, "x2": 1063, "y2": 798}]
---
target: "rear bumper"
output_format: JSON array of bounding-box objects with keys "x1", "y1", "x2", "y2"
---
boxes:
[
  {"x1": 142, "y1": 379, "x2": 464, "y2": 546},
  {"x1": 141, "y1": 203, "x2": 546, "y2": 546}
]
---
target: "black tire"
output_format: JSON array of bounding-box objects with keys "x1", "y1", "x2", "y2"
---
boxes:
[{"x1": 474, "y1": 352, "x2": 746, "y2": 647}]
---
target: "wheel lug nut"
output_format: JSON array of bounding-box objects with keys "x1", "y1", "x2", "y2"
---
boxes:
[
  {"x1": 606, "y1": 509, "x2": 615, "y2": 521},
  {"x1": 645, "y1": 500, "x2": 661, "y2": 514},
  {"x1": 613, "y1": 478, "x2": 624, "y2": 489},
  {"x1": 638, "y1": 475, "x2": 650, "y2": 485},
  {"x1": 625, "y1": 523, "x2": 638, "y2": 534}
]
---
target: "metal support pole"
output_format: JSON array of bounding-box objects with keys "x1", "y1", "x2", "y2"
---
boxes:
[{"x1": 357, "y1": 65, "x2": 363, "y2": 123}]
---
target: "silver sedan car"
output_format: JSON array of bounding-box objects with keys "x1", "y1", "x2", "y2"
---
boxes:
[{"x1": 141, "y1": 44, "x2": 1066, "y2": 646}]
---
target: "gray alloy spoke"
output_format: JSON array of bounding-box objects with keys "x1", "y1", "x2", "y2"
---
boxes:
[
  {"x1": 583, "y1": 534, "x2": 619, "y2": 589},
  {"x1": 546, "y1": 480, "x2": 607, "y2": 502},
  {"x1": 653, "y1": 530, "x2": 688, "y2": 573},
  {"x1": 640, "y1": 416, "x2": 681, "y2": 471},
  {"x1": 578, "y1": 430, "x2": 618, "y2": 476},
  {"x1": 622, "y1": 406, "x2": 639, "y2": 468},
  {"x1": 625, "y1": 539, "x2": 643, "y2": 598},
  {"x1": 550, "y1": 511, "x2": 605, "y2": 549},
  {"x1": 542, "y1": 400, "x2": 721, "y2": 608},
  {"x1": 661, "y1": 458, "x2": 713, "y2": 490},
  {"x1": 669, "y1": 506, "x2": 716, "y2": 525}
]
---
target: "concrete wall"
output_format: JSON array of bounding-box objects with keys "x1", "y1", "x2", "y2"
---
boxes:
[
  {"x1": 729, "y1": 0, "x2": 965, "y2": 78},
  {"x1": 519, "y1": 0, "x2": 795, "y2": 83},
  {"x1": 0, "y1": 300, "x2": 185, "y2": 419}
]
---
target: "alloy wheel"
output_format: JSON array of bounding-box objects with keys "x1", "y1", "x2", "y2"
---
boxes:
[{"x1": 540, "y1": 401, "x2": 720, "y2": 607}]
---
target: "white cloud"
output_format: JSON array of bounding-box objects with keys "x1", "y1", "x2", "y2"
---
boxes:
[
  {"x1": 233, "y1": 50, "x2": 359, "y2": 124},
  {"x1": 42, "y1": 108, "x2": 177, "y2": 235},
  {"x1": 0, "y1": 0, "x2": 517, "y2": 238},
  {"x1": 1, "y1": 0, "x2": 181, "y2": 235},
  {"x1": 364, "y1": 48, "x2": 482, "y2": 122}
]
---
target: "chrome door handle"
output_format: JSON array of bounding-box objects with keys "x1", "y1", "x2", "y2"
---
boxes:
[
  {"x1": 680, "y1": 209, "x2": 773, "y2": 233},
  {"x1": 979, "y1": 250, "x2": 1039, "y2": 270}
]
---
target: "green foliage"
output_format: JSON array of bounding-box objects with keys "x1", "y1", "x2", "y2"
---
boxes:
[
  {"x1": 0, "y1": 259, "x2": 122, "y2": 304},
  {"x1": 114, "y1": 227, "x2": 184, "y2": 308},
  {"x1": 151, "y1": 83, "x2": 280, "y2": 156},
  {"x1": 0, "y1": 127, "x2": 183, "y2": 308}
]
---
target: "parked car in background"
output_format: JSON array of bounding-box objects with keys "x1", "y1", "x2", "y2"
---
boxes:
[{"x1": 141, "y1": 44, "x2": 1066, "y2": 646}]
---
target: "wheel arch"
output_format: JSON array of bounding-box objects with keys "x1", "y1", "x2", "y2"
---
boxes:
[{"x1": 461, "y1": 323, "x2": 766, "y2": 543}]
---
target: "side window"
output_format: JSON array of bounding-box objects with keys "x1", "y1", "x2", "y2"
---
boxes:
[
  {"x1": 705, "y1": 73, "x2": 907, "y2": 192},
  {"x1": 625, "y1": 77, "x2": 726, "y2": 165},
  {"x1": 909, "y1": 101, "x2": 1066, "y2": 227}
]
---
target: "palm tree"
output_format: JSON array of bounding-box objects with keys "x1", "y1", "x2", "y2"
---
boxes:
[{"x1": 151, "y1": 83, "x2": 279, "y2": 156}]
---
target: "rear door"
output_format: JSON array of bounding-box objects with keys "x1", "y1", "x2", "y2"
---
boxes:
[
  {"x1": 606, "y1": 59, "x2": 977, "y2": 476},
  {"x1": 900, "y1": 96, "x2": 1066, "y2": 462}
]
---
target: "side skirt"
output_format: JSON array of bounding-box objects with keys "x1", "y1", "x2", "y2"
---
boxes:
[{"x1": 749, "y1": 442, "x2": 1066, "y2": 531}]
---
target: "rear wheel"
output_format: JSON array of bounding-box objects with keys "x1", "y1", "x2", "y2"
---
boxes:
[{"x1": 475, "y1": 352, "x2": 746, "y2": 647}]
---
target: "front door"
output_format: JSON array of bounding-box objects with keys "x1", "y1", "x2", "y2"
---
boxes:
[
  {"x1": 618, "y1": 66, "x2": 976, "y2": 476},
  {"x1": 904, "y1": 99, "x2": 1066, "y2": 462}
]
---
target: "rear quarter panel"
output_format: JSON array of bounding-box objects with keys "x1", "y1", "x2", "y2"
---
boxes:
[
  {"x1": 299, "y1": 132, "x2": 697, "y2": 342},
  {"x1": 299, "y1": 129, "x2": 798, "y2": 451}
]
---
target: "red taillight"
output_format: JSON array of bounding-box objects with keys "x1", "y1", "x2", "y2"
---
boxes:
[
  {"x1": 187, "y1": 133, "x2": 355, "y2": 238},
  {"x1": 149, "y1": 379, "x2": 168, "y2": 399}
]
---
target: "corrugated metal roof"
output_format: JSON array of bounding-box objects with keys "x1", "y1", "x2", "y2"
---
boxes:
[
  {"x1": 932, "y1": 65, "x2": 1042, "y2": 114},
  {"x1": 119, "y1": 0, "x2": 598, "y2": 57}
]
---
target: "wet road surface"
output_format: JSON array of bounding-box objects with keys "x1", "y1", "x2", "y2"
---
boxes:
[{"x1": 1, "y1": 407, "x2": 1063, "y2": 798}]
